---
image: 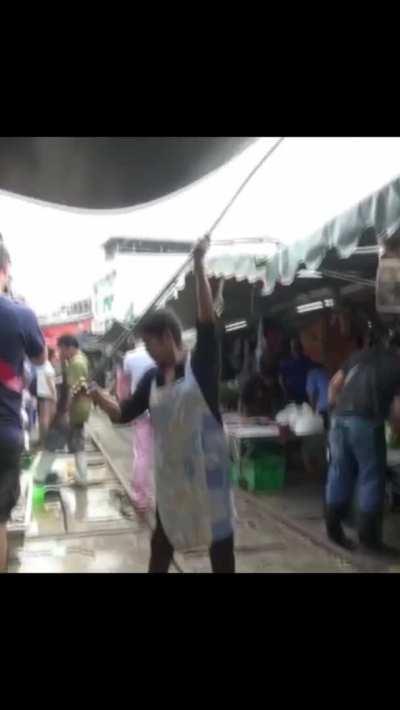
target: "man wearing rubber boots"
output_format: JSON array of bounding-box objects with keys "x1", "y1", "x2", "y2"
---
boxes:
[
  {"x1": 35, "y1": 335, "x2": 91, "y2": 486},
  {"x1": 90, "y1": 236, "x2": 235, "y2": 573},
  {"x1": 326, "y1": 333, "x2": 400, "y2": 552}
]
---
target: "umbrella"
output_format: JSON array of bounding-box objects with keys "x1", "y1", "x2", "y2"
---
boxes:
[{"x1": 0, "y1": 137, "x2": 255, "y2": 209}]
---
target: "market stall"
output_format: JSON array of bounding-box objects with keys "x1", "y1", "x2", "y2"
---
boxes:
[{"x1": 131, "y1": 139, "x2": 400, "y2": 493}]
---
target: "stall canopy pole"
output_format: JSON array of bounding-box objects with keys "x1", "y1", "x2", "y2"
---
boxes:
[
  {"x1": 319, "y1": 269, "x2": 375, "y2": 289},
  {"x1": 93, "y1": 138, "x2": 286, "y2": 372},
  {"x1": 134, "y1": 137, "x2": 286, "y2": 327},
  {"x1": 206, "y1": 137, "x2": 285, "y2": 235}
]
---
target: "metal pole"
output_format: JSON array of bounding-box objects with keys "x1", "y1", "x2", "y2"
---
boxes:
[{"x1": 134, "y1": 138, "x2": 286, "y2": 328}]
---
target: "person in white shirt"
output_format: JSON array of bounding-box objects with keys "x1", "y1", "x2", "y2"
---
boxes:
[
  {"x1": 36, "y1": 347, "x2": 57, "y2": 447},
  {"x1": 123, "y1": 345, "x2": 156, "y2": 512}
]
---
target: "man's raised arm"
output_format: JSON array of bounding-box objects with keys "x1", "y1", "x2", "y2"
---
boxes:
[{"x1": 193, "y1": 236, "x2": 214, "y2": 324}]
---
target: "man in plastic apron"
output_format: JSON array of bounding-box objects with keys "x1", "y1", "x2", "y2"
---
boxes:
[{"x1": 90, "y1": 237, "x2": 235, "y2": 572}]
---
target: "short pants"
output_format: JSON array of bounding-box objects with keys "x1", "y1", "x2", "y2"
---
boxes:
[
  {"x1": 44, "y1": 423, "x2": 85, "y2": 454},
  {"x1": 0, "y1": 446, "x2": 22, "y2": 523}
]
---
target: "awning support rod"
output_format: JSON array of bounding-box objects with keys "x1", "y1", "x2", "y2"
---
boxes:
[
  {"x1": 134, "y1": 138, "x2": 286, "y2": 326},
  {"x1": 319, "y1": 269, "x2": 375, "y2": 288}
]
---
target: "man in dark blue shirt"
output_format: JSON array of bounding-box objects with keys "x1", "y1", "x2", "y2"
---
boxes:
[
  {"x1": 279, "y1": 337, "x2": 314, "y2": 405},
  {"x1": 326, "y1": 338, "x2": 400, "y2": 552},
  {"x1": 0, "y1": 243, "x2": 45, "y2": 571}
]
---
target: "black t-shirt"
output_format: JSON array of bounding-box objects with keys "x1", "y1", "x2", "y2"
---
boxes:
[
  {"x1": 120, "y1": 322, "x2": 222, "y2": 426},
  {"x1": 335, "y1": 346, "x2": 400, "y2": 421}
]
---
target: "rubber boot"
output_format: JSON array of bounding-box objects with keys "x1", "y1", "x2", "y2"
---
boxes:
[
  {"x1": 357, "y1": 510, "x2": 400, "y2": 558},
  {"x1": 358, "y1": 511, "x2": 383, "y2": 551},
  {"x1": 325, "y1": 504, "x2": 356, "y2": 551}
]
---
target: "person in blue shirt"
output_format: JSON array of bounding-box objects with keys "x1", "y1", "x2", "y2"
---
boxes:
[
  {"x1": 279, "y1": 337, "x2": 314, "y2": 405},
  {"x1": 306, "y1": 363, "x2": 330, "y2": 430},
  {"x1": 326, "y1": 335, "x2": 400, "y2": 552},
  {"x1": 0, "y1": 243, "x2": 45, "y2": 571}
]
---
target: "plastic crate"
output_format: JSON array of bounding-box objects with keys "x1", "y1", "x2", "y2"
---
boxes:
[{"x1": 238, "y1": 454, "x2": 285, "y2": 492}]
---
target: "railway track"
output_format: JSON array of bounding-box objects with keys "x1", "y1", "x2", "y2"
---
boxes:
[{"x1": 7, "y1": 433, "x2": 158, "y2": 573}]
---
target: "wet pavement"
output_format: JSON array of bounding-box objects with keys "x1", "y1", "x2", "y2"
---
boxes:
[
  {"x1": 8, "y1": 409, "x2": 400, "y2": 573},
  {"x1": 233, "y1": 477, "x2": 400, "y2": 572},
  {"x1": 87, "y1": 410, "x2": 358, "y2": 573},
  {"x1": 179, "y1": 492, "x2": 355, "y2": 573},
  {"x1": 7, "y1": 430, "x2": 155, "y2": 573},
  {"x1": 9, "y1": 532, "x2": 152, "y2": 573}
]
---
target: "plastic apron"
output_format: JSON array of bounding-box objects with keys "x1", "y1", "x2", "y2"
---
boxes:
[{"x1": 149, "y1": 355, "x2": 233, "y2": 551}]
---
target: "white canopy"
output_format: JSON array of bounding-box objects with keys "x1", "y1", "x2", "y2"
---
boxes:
[{"x1": 155, "y1": 137, "x2": 400, "y2": 307}]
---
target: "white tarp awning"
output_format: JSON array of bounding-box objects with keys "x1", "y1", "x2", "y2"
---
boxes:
[{"x1": 162, "y1": 137, "x2": 400, "y2": 305}]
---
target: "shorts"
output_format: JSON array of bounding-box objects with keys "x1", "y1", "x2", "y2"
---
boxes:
[
  {"x1": 0, "y1": 446, "x2": 21, "y2": 523},
  {"x1": 44, "y1": 423, "x2": 85, "y2": 454}
]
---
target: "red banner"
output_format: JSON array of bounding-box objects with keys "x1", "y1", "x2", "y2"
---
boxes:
[{"x1": 42, "y1": 318, "x2": 92, "y2": 349}]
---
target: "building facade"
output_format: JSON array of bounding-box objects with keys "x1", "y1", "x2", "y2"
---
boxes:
[{"x1": 92, "y1": 237, "x2": 192, "y2": 334}]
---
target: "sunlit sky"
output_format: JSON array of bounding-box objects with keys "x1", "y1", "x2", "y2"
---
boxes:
[{"x1": 4, "y1": 137, "x2": 400, "y2": 316}]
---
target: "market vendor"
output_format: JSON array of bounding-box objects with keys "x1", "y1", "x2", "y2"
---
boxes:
[
  {"x1": 278, "y1": 337, "x2": 314, "y2": 405},
  {"x1": 240, "y1": 364, "x2": 284, "y2": 419},
  {"x1": 306, "y1": 363, "x2": 330, "y2": 430},
  {"x1": 89, "y1": 236, "x2": 235, "y2": 574}
]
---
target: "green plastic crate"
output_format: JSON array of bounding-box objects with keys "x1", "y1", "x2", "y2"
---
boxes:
[{"x1": 238, "y1": 454, "x2": 285, "y2": 492}]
